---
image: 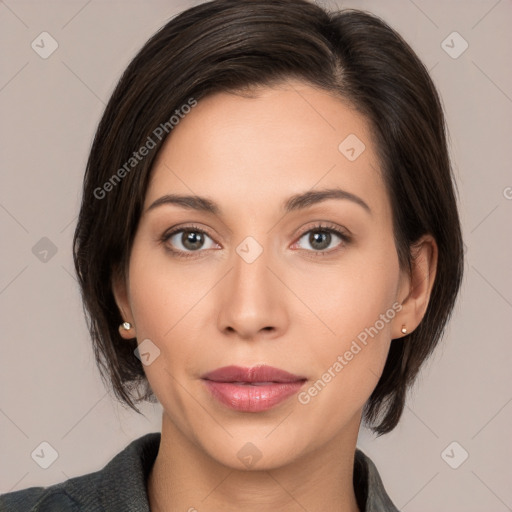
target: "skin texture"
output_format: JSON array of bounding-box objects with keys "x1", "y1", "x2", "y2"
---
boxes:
[{"x1": 113, "y1": 80, "x2": 437, "y2": 512}]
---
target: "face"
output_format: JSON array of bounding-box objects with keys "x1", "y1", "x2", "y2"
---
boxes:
[{"x1": 114, "y1": 81, "x2": 412, "y2": 470}]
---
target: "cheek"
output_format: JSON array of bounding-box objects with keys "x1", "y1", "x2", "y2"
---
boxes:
[
  {"x1": 126, "y1": 244, "x2": 197, "y2": 367},
  {"x1": 293, "y1": 238, "x2": 400, "y2": 402},
  {"x1": 292, "y1": 235, "x2": 400, "y2": 342},
  {"x1": 128, "y1": 240, "x2": 197, "y2": 338},
  {"x1": 125, "y1": 247, "x2": 204, "y2": 417}
]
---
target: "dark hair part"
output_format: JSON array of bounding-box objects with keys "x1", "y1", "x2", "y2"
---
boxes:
[{"x1": 73, "y1": 0, "x2": 463, "y2": 435}]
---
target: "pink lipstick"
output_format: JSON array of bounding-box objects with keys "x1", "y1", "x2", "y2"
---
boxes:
[{"x1": 201, "y1": 365, "x2": 307, "y2": 412}]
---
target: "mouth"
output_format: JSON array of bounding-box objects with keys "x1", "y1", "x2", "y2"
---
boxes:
[{"x1": 201, "y1": 365, "x2": 307, "y2": 412}]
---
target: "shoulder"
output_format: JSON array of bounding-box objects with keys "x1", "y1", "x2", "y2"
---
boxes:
[
  {"x1": 0, "y1": 477, "x2": 95, "y2": 511},
  {"x1": 0, "y1": 432, "x2": 161, "y2": 512},
  {"x1": 354, "y1": 447, "x2": 400, "y2": 512}
]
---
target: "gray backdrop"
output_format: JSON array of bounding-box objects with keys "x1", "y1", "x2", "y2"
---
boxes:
[{"x1": 1, "y1": 1, "x2": 511, "y2": 510}]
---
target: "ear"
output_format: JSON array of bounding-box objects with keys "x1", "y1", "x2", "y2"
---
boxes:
[
  {"x1": 111, "y1": 266, "x2": 136, "y2": 340},
  {"x1": 393, "y1": 234, "x2": 438, "y2": 338}
]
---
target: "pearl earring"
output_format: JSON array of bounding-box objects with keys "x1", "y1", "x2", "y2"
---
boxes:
[
  {"x1": 401, "y1": 325, "x2": 407, "y2": 334},
  {"x1": 122, "y1": 322, "x2": 132, "y2": 330}
]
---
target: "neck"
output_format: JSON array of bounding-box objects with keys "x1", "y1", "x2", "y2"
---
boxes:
[{"x1": 147, "y1": 412, "x2": 362, "y2": 512}]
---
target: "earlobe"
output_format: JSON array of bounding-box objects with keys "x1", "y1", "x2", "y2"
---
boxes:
[
  {"x1": 118, "y1": 320, "x2": 136, "y2": 339},
  {"x1": 111, "y1": 269, "x2": 136, "y2": 339},
  {"x1": 394, "y1": 234, "x2": 438, "y2": 338}
]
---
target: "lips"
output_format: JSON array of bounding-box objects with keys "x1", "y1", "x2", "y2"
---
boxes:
[
  {"x1": 202, "y1": 365, "x2": 306, "y2": 383},
  {"x1": 201, "y1": 365, "x2": 307, "y2": 412}
]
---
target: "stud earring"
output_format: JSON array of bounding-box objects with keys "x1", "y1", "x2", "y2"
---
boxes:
[
  {"x1": 121, "y1": 322, "x2": 132, "y2": 331},
  {"x1": 401, "y1": 325, "x2": 407, "y2": 334}
]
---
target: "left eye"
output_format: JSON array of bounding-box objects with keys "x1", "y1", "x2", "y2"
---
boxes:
[{"x1": 294, "y1": 228, "x2": 346, "y2": 252}]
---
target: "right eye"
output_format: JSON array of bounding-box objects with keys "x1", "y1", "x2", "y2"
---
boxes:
[{"x1": 161, "y1": 225, "x2": 219, "y2": 258}]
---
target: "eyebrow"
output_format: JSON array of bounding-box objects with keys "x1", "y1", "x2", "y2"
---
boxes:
[{"x1": 146, "y1": 188, "x2": 371, "y2": 215}]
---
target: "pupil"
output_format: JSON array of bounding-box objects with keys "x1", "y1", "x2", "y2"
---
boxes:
[
  {"x1": 184, "y1": 231, "x2": 203, "y2": 250},
  {"x1": 310, "y1": 231, "x2": 330, "y2": 250}
]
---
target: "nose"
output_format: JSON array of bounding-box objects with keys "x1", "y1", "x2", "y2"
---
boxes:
[{"x1": 216, "y1": 240, "x2": 288, "y2": 341}]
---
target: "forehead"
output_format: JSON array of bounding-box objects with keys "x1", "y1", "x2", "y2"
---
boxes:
[{"x1": 145, "y1": 81, "x2": 388, "y2": 220}]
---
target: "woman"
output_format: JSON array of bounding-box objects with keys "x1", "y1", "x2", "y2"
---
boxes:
[{"x1": 0, "y1": 0, "x2": 463, "y2": 510}]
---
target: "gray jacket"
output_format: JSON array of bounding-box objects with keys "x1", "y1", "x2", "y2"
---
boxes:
[{"x1": 0, "y1": 432, "x2": 399, "y2": 511}]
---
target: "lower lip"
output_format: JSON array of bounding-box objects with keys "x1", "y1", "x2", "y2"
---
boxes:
[{"x1": 202, "y1": 380, "x2": 306, "y2": 412}]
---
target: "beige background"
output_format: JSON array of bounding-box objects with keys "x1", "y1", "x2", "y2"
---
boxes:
[{"x1": 1, "y1": 0, "x2": 511, "y2": 510}]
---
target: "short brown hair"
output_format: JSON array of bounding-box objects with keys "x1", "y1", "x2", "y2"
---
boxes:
[{"x1": 73, "y1": 0, "x2": 464, "y2": 435}]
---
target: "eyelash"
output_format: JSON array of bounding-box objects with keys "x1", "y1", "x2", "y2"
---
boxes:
[{"x1": 160, "y1": 222, "x2": 351, "y2": 259}]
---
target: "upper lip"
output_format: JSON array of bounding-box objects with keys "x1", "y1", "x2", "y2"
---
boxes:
[{"x1": 201, "y1": 365, "x2": 306, "y2": 383}]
